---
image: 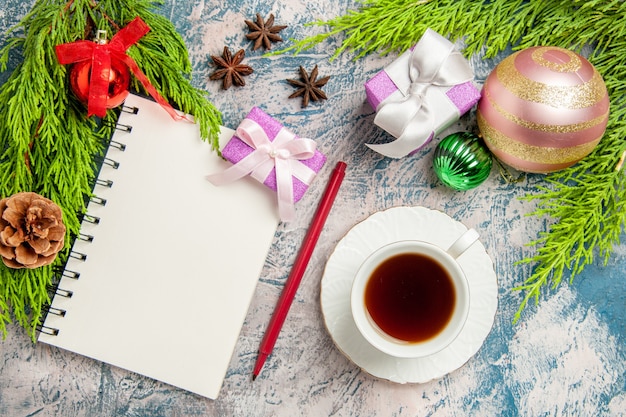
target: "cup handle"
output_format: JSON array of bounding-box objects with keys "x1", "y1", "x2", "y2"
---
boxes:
[{"x1": 446, "y1": 228, "x2": 480, "y2": 259}]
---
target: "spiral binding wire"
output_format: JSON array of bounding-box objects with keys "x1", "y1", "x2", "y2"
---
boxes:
[
  {"x1": 37, "y1": 106, "x2": 136, "y2": 337},
  {"x1": 122, "y1": 105, "x2": 139, "y2": 115},
  {"x1": 69, "y1": 251, "x2": 87, "y2": 261},
  {"x1": 102, "y1": 104, "x2": 137, "y2": 133},
  {"x1": 78, "y1": 233, "x2": 94, "y2": 242},
  {"x1": 82, "y1": 214, "x2": 100, "y2": 224},
  {"x1": 62, "y1": 270, "x2": 80, "y2": 279},
  {"x1": 115, "y1": 123, "x2": 132, "y2": 133},
  {"x1": 109, "y1": 140, "x2": 126, "y2": 151},
  {"x1": 96, "y1": 178, "x2": 114, "y2": 188},
  {"x1": 89, "y1": 195, "x2": 107, "y2": 206},
  {"x1": 39, "y1": 326, "x2": 59, "y2": 336},
  {"x1": 37, "y1": 284, "x2": 76, "y2": 336},
  {"x1": 103, "y1": 158, "x2": 120, "y2": 169},
  {"x1": 44, "y1": 306, "x2": 66, "y2": 318}
]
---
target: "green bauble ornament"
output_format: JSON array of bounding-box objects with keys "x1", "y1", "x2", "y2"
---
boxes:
[{"x1": 433, "y1": 132, "x2": 492, "y2": 191}]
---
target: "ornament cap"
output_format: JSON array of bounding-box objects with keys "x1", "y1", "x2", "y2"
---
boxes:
[{"x1": 95, "y1": 29, "x2": 108, "y2": 44}]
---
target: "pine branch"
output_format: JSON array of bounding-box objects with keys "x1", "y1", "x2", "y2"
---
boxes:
[
  {"x1": 0, "y1": 0, "x2": 221, "y2": 339},
  {"x1": 279, "y1": 0, "x2": 626, "y2": 322},
  {"x1": 510, "y1": 0, "x2": 626, "y2": 321},
  {"x1": 0, "y1": 0, "x2": 106, "y2": 339},
  {"x1": 276, "y1": 0, "x2": 543, "y2": 60},
  {"x1": 513, "y1": 108, "x2": 626, "y2": 323}
]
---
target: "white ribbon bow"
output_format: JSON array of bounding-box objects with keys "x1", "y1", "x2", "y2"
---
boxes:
[
  {"x1": 367, "y1": 29, "x2": 475, "y2": 158},
  {"x1": 207, "y1": 118, "x2": 318, "y2": 222}
]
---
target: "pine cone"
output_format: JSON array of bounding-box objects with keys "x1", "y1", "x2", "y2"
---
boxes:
[{"x1": 0, "y1": 192, "x2": 66, "y2": 269}]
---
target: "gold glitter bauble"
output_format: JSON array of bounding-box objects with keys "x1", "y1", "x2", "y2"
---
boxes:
[{"x1": 477, "y1": 46, "x2": 609, "y2": 173}]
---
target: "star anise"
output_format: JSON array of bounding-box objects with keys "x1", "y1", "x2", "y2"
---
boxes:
[
  {"x1": 209, "y1": 47, "x2": 253, "y2": 90},
  {"x1": 286, "y1": 65, "x2": 330, "y2": 108},
  {"x1": 244, "y1": 13, "x2": 287, "y2": 51}
]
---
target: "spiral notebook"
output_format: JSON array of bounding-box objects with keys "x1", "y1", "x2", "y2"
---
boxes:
[{"x1": 38, "y1": 94, "x2": 279, "y2": 399}]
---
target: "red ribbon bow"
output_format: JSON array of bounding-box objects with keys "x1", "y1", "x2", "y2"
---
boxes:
[{"x1": 56, "y1": 17, "x2": 183, "y2": 120}]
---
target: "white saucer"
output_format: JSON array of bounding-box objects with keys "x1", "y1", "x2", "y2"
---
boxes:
[{"x1": 320, "y1": 206, "x2": 498, "y2": 383}]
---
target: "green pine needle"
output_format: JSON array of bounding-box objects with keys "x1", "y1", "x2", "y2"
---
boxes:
[
  {"x1": 0, "y1": 0, "x2": 221, "y2": 340},
  {"x1": 279, "y1": 0, "x2": 626, "y2": 322}
]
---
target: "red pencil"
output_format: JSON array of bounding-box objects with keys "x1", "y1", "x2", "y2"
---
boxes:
[{"x1": 252, "y1": 161, "x2": 347, "y2": 380}]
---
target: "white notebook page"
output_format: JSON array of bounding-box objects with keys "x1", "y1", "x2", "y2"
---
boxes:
[{"x1": 39, "y1": 94, "x2": 279, "y2": 399}]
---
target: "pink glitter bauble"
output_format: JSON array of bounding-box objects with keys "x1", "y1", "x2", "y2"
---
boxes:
[{"x1": 477, "y1": 46, "x2": 609, "y2": 173}]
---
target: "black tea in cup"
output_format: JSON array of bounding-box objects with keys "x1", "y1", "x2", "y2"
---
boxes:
[{"x1": 364, "y1": 252, "x2": 456, "y2": 343}]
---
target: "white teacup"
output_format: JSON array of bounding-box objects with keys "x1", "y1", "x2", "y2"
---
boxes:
[{"x1": 350, "y1": 228, "x2": 479, "y2": 358}]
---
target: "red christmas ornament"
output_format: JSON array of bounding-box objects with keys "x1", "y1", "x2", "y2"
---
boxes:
[
  {"x1": 56, "y1": 17, "x2": 185, "y2": 120},
  {"x1": 69, "y1": 55, "x2": 131, "y2": 110}
]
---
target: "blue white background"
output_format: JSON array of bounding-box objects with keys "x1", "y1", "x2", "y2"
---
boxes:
[{"x1": 1, "y1": 0, "x2": 624, "y2": 415}]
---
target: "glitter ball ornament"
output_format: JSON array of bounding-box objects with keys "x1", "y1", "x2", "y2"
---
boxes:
[
  {"x1": 433, "y1": 132, "x2": 492, "y2": 191},
  {"x1": 69, "y1": 57, "x2": 130, "y2": 110},
  {"x1": 477, "y1": 46, "x2": 609, "y2": 173}
]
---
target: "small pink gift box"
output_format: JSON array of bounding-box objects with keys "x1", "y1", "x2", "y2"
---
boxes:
[
  {"x1": 221, "y1": 107, "x2": 326, "y2": 203},
  {"x1": 364, "y1": 29, "x2": 481, "y2": 158},
  {"x1": 209, "y1": 107, "x2": 327, "y2": 221}
]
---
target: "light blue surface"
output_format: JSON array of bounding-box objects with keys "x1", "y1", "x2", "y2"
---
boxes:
[{"x1": 1, "y1": 1, "x2": 625, "y2": 416}]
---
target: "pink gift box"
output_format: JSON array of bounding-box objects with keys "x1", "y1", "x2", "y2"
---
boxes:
[
  {"x1": 221, "y1": 107, "x2": 327, "y2": 202},
  {"x1": 365, "y1": 71, "x2": 480, "y2": 116},
  {"x1": 363, "y1": 29, "x2": 481, "y2": 158}
]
